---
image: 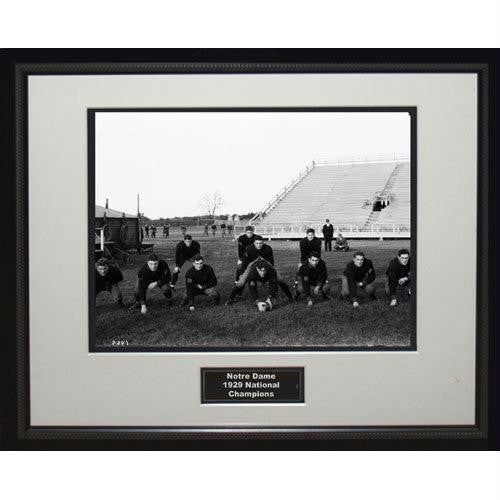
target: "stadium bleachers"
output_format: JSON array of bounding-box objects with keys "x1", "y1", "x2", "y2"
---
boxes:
[
  {"x1": 257, "y1": 158, "x2": 410, "y2": 232},
  {"x1": 375, "y1": 162, "x2": 411, "y2": 229}
]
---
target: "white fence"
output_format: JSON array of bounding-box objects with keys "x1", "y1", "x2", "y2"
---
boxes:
[{"x1": 235, "y1": 223, "x2": 410, "y2": 240}]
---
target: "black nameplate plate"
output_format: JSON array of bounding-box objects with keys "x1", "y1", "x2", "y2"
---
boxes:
[{"x1": 201, "y1": 367, "x2": 304, "y2": 404}]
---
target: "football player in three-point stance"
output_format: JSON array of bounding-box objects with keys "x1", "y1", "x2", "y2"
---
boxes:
[
  {"x1": 130, "y1": 253, "x2": 172, "y2": 315},
  {"x1": 95, "y1": 258, "x2": 124, "y2": 307},
  {"x1": 170, "y1": 234, "x2": 201, "y2": 288},
  {"x1": 295, "y1": 251, "x2": 331, "y2": 307},
  {"x1": 340, "y1": 251, "x2": 377, "y2": 308},
  {"x1": 180, "y1": 254, "x2": 220, "y2": 311},
  {"x1": 385, "y1": 249, "x2": 411, "y2": 306}
]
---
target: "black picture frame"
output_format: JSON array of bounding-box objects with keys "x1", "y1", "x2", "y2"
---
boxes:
[{"x1": 1, "y1": 49, "x2": 498, "y2": 451}]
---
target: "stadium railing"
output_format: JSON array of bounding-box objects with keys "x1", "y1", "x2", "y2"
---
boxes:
[{"x1": 235, "y1": 222, "x2": 410, "y2": 239}]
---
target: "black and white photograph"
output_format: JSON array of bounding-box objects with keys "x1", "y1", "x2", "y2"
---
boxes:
[
  {"x1": 91, "y1": 109, "x2": 415, "y2": 351},
  {"x1": 3, "y1": 49, "x2": 496, "y2": 452}
]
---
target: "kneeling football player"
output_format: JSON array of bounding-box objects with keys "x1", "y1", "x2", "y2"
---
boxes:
[
  {"x1": 232, "y1": 235, "x2": 274, "y2": 298},
  {"x1": 295, "y1": 251, "x2": 331, "y2": 306},
  {"x1": 234, "y1": 225, "x2": 261, "y2": 286},
  {"x1": 95, "y1": 258, "x2": 124, "y2": 306},
  {"x1": 340, "y1": 251, "x2": 376, "y2": 308},
  {"x1": 226, "y1": 258, "x2": 293, "y2": 305},
  {"x1": 180, "y1": 254, "x2": 220, "y2": 311},
  {"x1": 240, "y1": 259, "x2": 279, "y2": 311},
  {"x1": 171, "y1": 234, "x2": 201, "y2": 288},
  {"x1": 249, "y1": 260, "x2": 278, "y2": 312},
  {"x1": 385, "y1": 248, "x2": 411, "y2": 306},
  {"x1": 298, "y1": 228, "x2": 322, "y2": 266},
  {"x1": 130, "y1": 253, "x2": 172, "y2": 314}
]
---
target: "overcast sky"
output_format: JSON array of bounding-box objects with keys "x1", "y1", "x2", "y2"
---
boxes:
[{"x1": 95, "y1": 112, "x2": 410, "y2": 218}]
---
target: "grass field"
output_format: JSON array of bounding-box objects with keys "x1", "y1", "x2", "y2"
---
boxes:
[{"x1": 94, "y1": 234, "x2": 413, "y2": 350}]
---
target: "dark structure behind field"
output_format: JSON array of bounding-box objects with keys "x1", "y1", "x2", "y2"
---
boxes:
[{"x1": 95, "y1": 205, "x2": 143, "y2": 259}]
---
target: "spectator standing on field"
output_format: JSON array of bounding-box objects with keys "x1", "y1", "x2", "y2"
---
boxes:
[
  {"x1": 144, "y1": 224, "x2": 150, "y2": 238},
  {"x1": 322, "y1": 219, "x2": 334, "y2": 252},
  {"x1": 211, "y1": 223, "x2": 217, "y2": 236},
  {"x1": 221, "y1": 222, "x2": 226, "y2": 238}
]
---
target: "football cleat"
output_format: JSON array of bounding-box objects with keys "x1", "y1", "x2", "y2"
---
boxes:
[
  {"x1": 390, "y1": 299, "x2": 397, "y2": 307},
  {"x1": 140, "y1": 304, "x2": 147, "y2": 315}
]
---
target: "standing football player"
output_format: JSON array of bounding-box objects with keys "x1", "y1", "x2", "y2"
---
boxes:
[
  {"x1": 295, "y1": 251, "x2": 331, "y2": 306},
  {"x1": 180, "y1": 254, "x2": 220, "y2": 311},
  {"x1": 130, "y1": 253, "x2": 172, "y2": 314},
  {"x1": 385, "y1": 249, "x2": 411, "y2": 306},
  {"x1": 171, "y1": 234, "x2": 201, "y2": 287},
  {"x1": 341, "y1": 251, "x2": 377, "y2": 307}
]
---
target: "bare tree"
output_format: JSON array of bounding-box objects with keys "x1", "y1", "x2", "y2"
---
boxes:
[{"x1": 200, "y1": 191, "x2": 225, "y2": 218}]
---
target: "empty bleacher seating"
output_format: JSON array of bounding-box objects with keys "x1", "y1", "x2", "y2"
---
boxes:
[
  {"x1": 258, "y1": 158, "x2": 410, "y2": 231},
  {"x1": 376, "y1": 161, "x2": 410, "y2": 229}
]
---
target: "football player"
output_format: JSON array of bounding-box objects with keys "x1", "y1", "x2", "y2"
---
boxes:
[
  {"x1": 180, "y1": 254, "x2": 220, "y2": 311},
  {"x1": 171, "y1": 234, "x2": 201, "y2": 287},
  {"x1": 385, "y1": 249, "x2": 411, "y2": 306},
  {"x1": 226, "y1": 258, "x2": 293, "y2": 307},
  {"x1": 130, "y1": 253, "x2": 172, "y2": 314},
  {"x1": 295, "y1": 251, "x2": 331, "y2": 306},
  {"x1": 299, "y1": 228, "x2": 322, "y2": 265},
  {"x1": 95, "y1": 258, "x2": 124, "y2": 307},
  {"x1": 232, "y1": 227, "x2": 263, "y2": 299},
  {"x1": 341, "y1": 251, "x2": 376, "y2": 307}
]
